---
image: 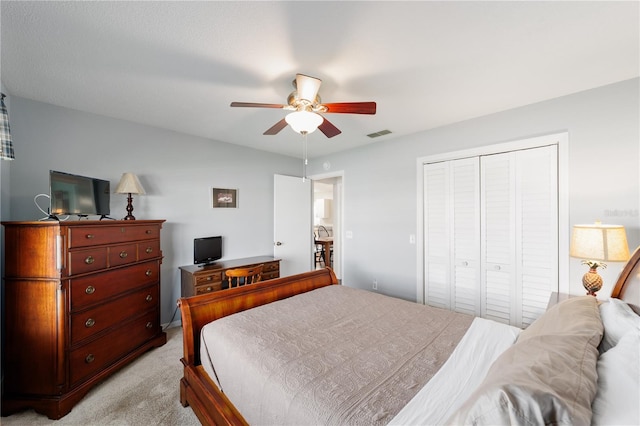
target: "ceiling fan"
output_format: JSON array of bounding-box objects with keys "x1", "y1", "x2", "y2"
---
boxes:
[{"x1": 230, "y1": 74, "x2": 376, "y2": 138}]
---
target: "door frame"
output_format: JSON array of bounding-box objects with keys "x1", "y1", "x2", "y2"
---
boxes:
[
  {"x1": 309, "y1": 170, "x2": 344, "y2": 279},
  {"x1": 415, "y1": 132, "x2": 569, "y2": 304}
]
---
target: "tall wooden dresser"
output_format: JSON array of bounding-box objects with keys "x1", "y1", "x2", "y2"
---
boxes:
[{"x1": 1, "y1": 220, "x2": 167, "y2": 419}]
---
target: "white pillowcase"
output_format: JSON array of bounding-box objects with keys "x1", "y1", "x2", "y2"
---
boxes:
[
  {"x1": 591, "y1": 329, "x2": 640, "y2": 425},
  {"x1": 599, "y1": 298, "x2": 640, "y2": 352}
]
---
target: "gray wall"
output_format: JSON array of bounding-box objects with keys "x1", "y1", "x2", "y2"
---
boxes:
[
  {"x1": 2, "y1": 78, "x2": 639, "y2": 323},
  {"x1": 308, "y1": 78, "x2": 640, "y2": 301},
  {"x1": 1, "y1": 97, "x2": 300, "y2": 324}
]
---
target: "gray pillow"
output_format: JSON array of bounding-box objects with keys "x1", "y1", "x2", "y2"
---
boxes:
[{"x1": 448, "y1": 296, "x2": 603, "y2": 425}]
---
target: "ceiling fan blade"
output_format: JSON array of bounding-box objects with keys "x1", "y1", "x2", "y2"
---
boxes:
[
  {"x1": 230, "y1": 102, "x2": 287, "y2": 109},
  {"x1": 322, "y1": 102, "x2": 377, "y2": 115},
  {"x1": 296, "y1": 74, "x2": 322, "y2": 103},
  {"x1": 263, "y1": 118, "x2": 288, "y2": 135},
  {"x1": 318, "y1": 117, "x2": 342, "y2": 138}
]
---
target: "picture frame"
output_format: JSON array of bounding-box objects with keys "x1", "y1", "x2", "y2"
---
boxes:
[{"x1": 211, "y1": 188, "x2": 238, "y2": 208}]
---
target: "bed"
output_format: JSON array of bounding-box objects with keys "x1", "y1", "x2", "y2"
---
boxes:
[{"x1": 178, "y1": 246, "x2": 640, "y2": 425}]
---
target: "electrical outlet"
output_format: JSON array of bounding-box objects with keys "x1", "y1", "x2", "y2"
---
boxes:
[{"x1": 372, "y1": 279, "x2": 377, "y2": 290}]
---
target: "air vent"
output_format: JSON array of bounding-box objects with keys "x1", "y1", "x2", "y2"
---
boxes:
[{"x1": 367, "y1": 129, "x2": 392, "y2": 138}]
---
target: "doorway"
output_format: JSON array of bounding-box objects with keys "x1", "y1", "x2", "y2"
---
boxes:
[{"x1": 311, "y1": 173, "x2": 343, "y2": 279}]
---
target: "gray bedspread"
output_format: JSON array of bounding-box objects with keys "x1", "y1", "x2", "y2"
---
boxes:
[{"x1": 200, "y1": 285, "x2": 473, "y2": 425}]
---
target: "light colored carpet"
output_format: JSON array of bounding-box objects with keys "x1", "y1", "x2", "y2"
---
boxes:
[{"x1": 2, "y1": 326, "x2": 200, "y2": 425}]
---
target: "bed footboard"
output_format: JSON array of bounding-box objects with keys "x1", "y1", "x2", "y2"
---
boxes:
[{"x1": 178, "y1": 267, "x2": 338, "y2": 425}]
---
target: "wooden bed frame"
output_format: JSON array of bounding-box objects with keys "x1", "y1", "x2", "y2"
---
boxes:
[
  {"x1": 178, "y1": 248, "x2": 640, "y2": 425},
  {"x1": 178, "y1": 267, "x2": 339, "y2": 425}
]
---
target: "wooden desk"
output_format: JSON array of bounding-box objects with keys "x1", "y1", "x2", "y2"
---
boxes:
[
  {"x1": 314, "y1": 237, "x2": 333, "y2": 267},
  {"x1": 179, "y1": 255, "x2": 280, "y2": 297}
]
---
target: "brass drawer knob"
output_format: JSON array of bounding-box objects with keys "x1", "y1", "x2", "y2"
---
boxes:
[
  {"x1": 145, "y1": 294, "x2": 153, "y2": 302},
  {"x1": 119, "y1": 251, "x2": 128, "y2": 259},
  {"x1": 146, "y1": 322, "x2": 153, "y2": 329},
  {"x1": 85, "y1": 318, "x2": 95, "y2": 328},
  {"x1": 145, "y1": 230, "x2": 152, "y2": 234},
  {"x1": 85, "y1": 354, "x2": 95, "y2": 363},
  {"x1": 86, "y1": 234, "x2": 95, "y2": 239},
  {"x1": 145, "y1": 247, "x2": 153, "y2": 254},
  {"x1": 85, "y1": 285, "x2": 96, "y2": 295},
  {"x1": 145, "y1": 270, "x2": 152, "y2": 277},
  {"x1": 206, "y1": 276, "x2": 212, "y2": 281},
  {"x1": 85, "y1": 255, "x2": 95, "y2": 265},
  {"x1": 206, "y1": 286, "x2": 212, "y2": 292}
]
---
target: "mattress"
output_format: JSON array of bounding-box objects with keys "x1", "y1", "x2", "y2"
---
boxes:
[{"x1": 200, "y1": 285, "x2": 474, "y2": 425}]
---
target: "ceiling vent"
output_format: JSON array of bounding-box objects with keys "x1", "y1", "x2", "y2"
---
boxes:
[{"x1": 367, "y1": 129, "x2": 392, "y2": 138}]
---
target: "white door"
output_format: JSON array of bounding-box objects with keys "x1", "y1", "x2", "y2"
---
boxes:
[
  {"x1": 424, "y1": 158, "x2": 480, "y2": 315},
  {"x1": 480, "y1": 145, "x2": 558, "y2": 327},
  {"x1": 274, "y1": 174, "x2": 312, "y2": 277}
]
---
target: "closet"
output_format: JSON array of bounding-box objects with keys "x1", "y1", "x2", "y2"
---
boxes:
[{"x1": 424, "y1": 144, "x2": 558, "y2": 328}]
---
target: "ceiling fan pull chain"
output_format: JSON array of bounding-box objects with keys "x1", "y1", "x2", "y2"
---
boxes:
[{"x1": 302, "y1": 132, "x2": 308, "y2": 182}]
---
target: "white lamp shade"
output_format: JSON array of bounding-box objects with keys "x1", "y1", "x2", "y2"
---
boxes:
[
  {"x1": 285, "y1": 111, "x2": 323, "y2": 134},
  {"x1": 114, "y1": 173, "x2": 146, "y2": 195},
  {"x1": 570, "y1": 223, "x2": 630, "y2": 262}
]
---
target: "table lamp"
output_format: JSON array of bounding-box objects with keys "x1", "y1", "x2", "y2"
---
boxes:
[
  {"x1": 114, "y1": 172, "x2": 146, "y2": 220},
  {"x1": 570, "y1": 222, "x2": 630, "y2": 296}
]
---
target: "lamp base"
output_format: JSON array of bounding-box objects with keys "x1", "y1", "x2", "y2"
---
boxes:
[
  {"x1": 123, "y1": 193, "x2": 136, "y2": 221},
  {"x1": 582, "y1": 268, "x2": 603, "y2": 296}
]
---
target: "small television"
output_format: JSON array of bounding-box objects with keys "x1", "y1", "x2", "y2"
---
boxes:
[
  {"x1": 50, "y1": 170, "x2": 111, "y2": 218},
  {"x1": 194, "y1": 236, "x2": 222, "y2": 266}
]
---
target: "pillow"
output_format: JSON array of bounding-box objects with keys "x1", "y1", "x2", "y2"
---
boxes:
[
  {"x1": 591, "y1": 329, "x2": 640, "y2": 425},
  {"x1": 598, "y1": 298, "x2": 640, "y2": 352},
  {"x1": 448, "y1": 296, "x2": 602, "y2": 425}
]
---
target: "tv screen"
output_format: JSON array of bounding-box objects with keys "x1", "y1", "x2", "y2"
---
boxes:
[
  {"x1": 194, "y1": 236, "x2": 222, "y2": 266},
  {"x1": 50, "y1": 170, "x2": 111, "y2": 217}
]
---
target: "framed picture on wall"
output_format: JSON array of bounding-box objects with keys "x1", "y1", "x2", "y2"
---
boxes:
[{"x1": 211, "y1": 188, "x2": 238, "y2": 208}]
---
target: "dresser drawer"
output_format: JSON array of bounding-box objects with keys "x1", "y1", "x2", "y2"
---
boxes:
[
  {"x1": 138, "y1": 240, "x2": 160, "y2": 261},
  {"x1": 69, "y1": 310, "x2": 159, "y2": 386},
  {"x1": 68, "y1": 224, "x2": 160, "y2": 248},
  {"x1": 195, "y1": 282, "x2": 222, "y2": 295},
  {"x1": 263, "y1": 262, "x2": 279, "y2": 273},
  {"x1": 70, "y1": 285, "x2": 158, "y2": 345},
  {"x1": 108, "y1": 243, "x2": 138, "y2": 267},
  {"x1": 262, "y1": 271, "x2": 280, "y2": 281},
  {"x1": 68, "y1": 247, "x2": 108, "y2": 275},
  {"x1": 70, "y1": 260, "x2": 159, "y2": 311},
  {"x1": 195, "y1": 271, "x2": 223, "y2": 286}
]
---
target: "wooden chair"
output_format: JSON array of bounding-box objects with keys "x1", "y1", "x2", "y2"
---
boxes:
[{"x1": 225, "y1": 264, "x2": 263, "y2": 288}]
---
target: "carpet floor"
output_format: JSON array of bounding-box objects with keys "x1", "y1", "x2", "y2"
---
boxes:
[{"x1": 2, "y1": 326, "x2": 200, "y2": 425}]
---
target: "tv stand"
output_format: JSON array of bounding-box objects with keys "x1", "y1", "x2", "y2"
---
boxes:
[
  {"x1": 99, "y1": 215, "x2": 116, "y2": 220},
  {"x1": 179, "y1": 256, "x2": 280, "y2": 297}
]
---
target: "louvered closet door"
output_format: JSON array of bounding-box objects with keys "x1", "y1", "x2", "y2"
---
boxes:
[
  {"x1": 480, "y1": 145, "x2": 558, "y2": 327},
  {"x1": 424, "y1": 158, "x2": 480, "y2": 315}
]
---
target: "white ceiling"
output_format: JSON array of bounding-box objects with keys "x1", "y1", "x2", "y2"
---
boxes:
[{"x1": 1, "y1": 1, "x2": 638, "y2": 159}]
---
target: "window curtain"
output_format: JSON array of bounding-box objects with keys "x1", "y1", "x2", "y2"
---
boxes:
[{"x1": 1, "y1": 93, "x2": 15, "y2": 160}]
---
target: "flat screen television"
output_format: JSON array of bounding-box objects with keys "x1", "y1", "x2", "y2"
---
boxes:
[
  {"x1": 194, "y1": 236, "x2": 222, "y2": 266},
  {"x1": 49, "y1": 170, "x2": 111, "y2": 218}
]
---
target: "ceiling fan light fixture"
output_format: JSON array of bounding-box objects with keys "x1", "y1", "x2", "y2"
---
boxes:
[
  {"x1": 285, "y1": 111, "x2": 323, "y2": 134},
  {"x1": 296, "y1": 74, "x2": 322, "y2": 103}
]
